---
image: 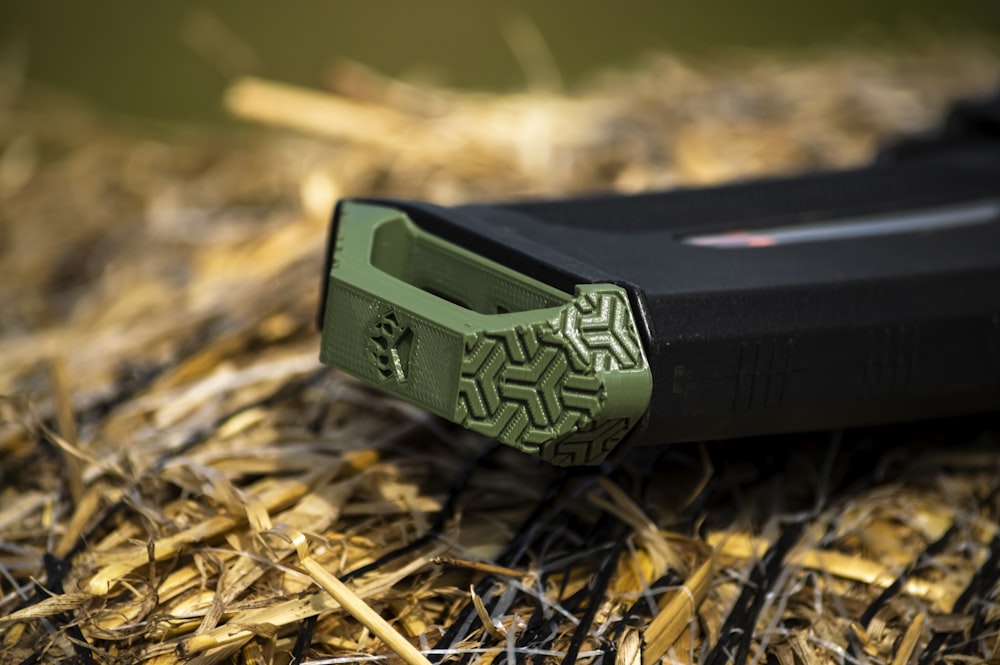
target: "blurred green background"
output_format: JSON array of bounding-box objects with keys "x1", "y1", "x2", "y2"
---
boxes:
[{"x1": 2, "y1": 0, "x2": 998, "y2": 125}]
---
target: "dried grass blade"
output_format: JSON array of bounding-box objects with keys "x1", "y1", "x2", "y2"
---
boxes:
[
  {"x1": 616, "y1": 625, "x2": 643, "y2": 665},
  {"x1": 890, "y1": 613, "x2": 925, "y2": 665},
  {"x1": 224, "y1": 77, "x2": 413, "y2": 146},
  {"x1": 433, "y1": 556, "x2": 530, "y2": 581},
  {"x1": 470, "y1": 584, "x2": 505, "y2": 641},
  {"x1": 271, "y1": 525, "x2": 432, "y2": 665},
  {"x1": 48, "y1": 358, "x2": 84, "y2": 504},
  {"x1": 0, "y1": 592, "x2": 91, "y2": 623},
  {"x1": 642, "y1": 554, "x2": 714, "y2": 665},
  {"x1": 54, "y1": 485, "x2": 114, "y2": 558}
]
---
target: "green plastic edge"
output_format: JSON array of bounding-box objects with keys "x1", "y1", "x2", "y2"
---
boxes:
[{"x1": 319, "y1": 202, "x2": 652, "y2": 466}]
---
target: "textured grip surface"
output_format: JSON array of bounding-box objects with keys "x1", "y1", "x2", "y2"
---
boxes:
[
  {"x1": 319, "y1": 202, "x2": 653, "y2": 465},
  {"x1": 457, "y1": 287, "x2": 647, "y2": 465}
]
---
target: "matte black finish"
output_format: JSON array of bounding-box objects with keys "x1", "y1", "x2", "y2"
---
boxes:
[{"x1": 319, "y1": 91, "x2": 1000, "y2": 447}]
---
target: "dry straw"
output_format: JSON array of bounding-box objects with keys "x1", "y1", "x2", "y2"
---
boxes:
[{"x1": 1, "y1": 40, "x2": 1000, "y2": 664}]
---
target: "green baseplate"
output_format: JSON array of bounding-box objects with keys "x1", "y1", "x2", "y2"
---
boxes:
[{"x1": 320, "y1": 203, "x2": 652, "y2": 466}]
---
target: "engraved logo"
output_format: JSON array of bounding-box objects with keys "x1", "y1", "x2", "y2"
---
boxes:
[{"x1": 370, "y1": 312, "x2": 413, "y2": 382}]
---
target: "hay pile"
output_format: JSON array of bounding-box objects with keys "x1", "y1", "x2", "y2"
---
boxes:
[{"x1": 1, "y1": 42, "x2": 999, "y2": 665}]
